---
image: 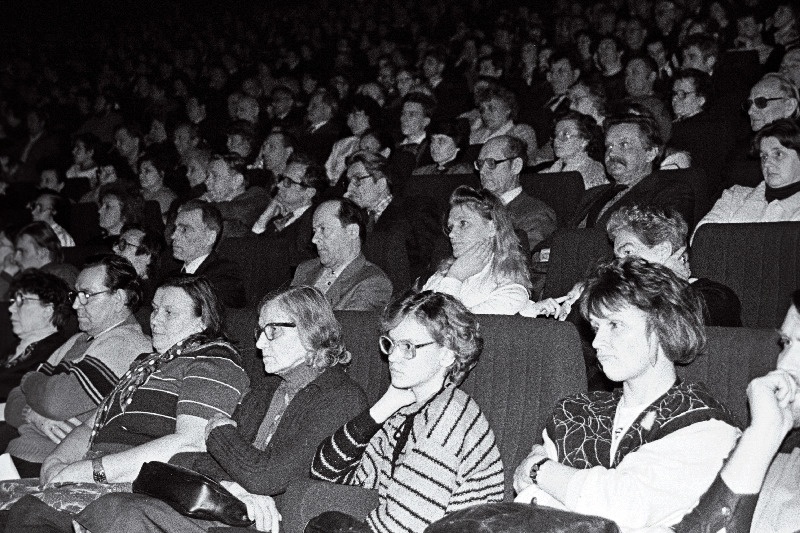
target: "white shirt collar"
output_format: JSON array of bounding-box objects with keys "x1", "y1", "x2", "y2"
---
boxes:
[
  {"x1": 403, "y1": 132, "x2": 427, "y2": 145},
  {"x1": 499, "y1": 186, "x2": 523, "y2": 205},
  {"x1": 184, "y1": 253, "x2": 210, "y2": 274}
]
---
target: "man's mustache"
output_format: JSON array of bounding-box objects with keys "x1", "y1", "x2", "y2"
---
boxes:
[{"x1": 606, "y1": 156, "x2": 626, "y2": 166}]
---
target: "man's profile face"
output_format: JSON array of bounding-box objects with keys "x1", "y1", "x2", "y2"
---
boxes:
[
  {"x1": 171, "y1": 209, "x2": 216, "y2": 263},
  {"x1": 477, "y1": 139, "x2": 518, "y2": 196},
  {"x1": 604, "y1": 123, "x2": 657, "y2": 184},
  {"x1": 72, "y1": 265, "x2": 119, "y2": 337},
  {"x1": 681, "y1": 46, "x2": 713, "y2": 74},
  {"x1": 311, "y1": 201, "x2": 354, "y2": 269}
]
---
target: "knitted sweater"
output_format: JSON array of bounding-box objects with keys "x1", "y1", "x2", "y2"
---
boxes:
[{"x1": 311, "y1": 386, "x2": 504, "y2": 533}]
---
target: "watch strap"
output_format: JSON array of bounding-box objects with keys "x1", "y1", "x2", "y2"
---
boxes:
[
  {"x1": 529, "y1": 456, "x2": 549, "y2": 485},
  {"x1": 92, "y1": 457, "x2": 108, "y2": 484}
]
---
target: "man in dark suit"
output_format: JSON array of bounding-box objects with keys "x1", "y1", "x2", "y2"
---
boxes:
[
  {"x1": 422, "y1": 47, "x2": 470, "y2": 122},
  {"x1": 170, "y1": 200, "x2": 246, "y2": 308},
  {"x1": 389, "y1": 93, "x2": 437, "y2": 189},
  {"x1": 477, "y1": 136, "x2": 557, "y2": 252},
  {"x1": 291, "y1": 199, "x2": 392, "y2": 311},
  {"x1": 12, "y1": 109, "x2": 62, "y2": 185},
  {"x1": 251, "y1": 154, "x2": 327, "y2": 269},
  {"x1": 295, "y1": 89, "x2": 343, "y2": 165},
  {"x1": 526, "y1": 50, "x2": 581, "y2": 148}
]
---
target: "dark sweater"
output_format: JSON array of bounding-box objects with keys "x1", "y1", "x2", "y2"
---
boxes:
[{"x1": 170, "y1": 365, "x2": 367, "y2": 496}]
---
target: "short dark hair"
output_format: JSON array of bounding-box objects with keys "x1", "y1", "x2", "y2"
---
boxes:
[
  {"x1": 73, "y1": 133, "x2": 100, "y2": 157},
  {"x1": 119, "y1": 223, "x2": 166, "y2": 278},
  {"x1": 332, "y1": 197, "x2": 368, "y2": 245},
  {"x1": 792, "y1": 289, "x2": 800, "y2": 312},
  {"x1": 98, "y1": 182, "x2": 145, "y2": 227},
  {"x1": 754, "y1": 118, "x2": 800, "y2": 157},
  {"x1": 402, "y1": 92, "x2": 437, "y2": 119},
  {"x1": 555, "y1": 111, "x2": 604, "y2": 161},
  {"x1": 177, "y1": 200, "x2": 224, "y2": 247},
  {"x1": 157, "y1": 274, "x2": 226, "y2": 340},
  {"x1": 381, "y1": 290, "x2": 483, "y2": 386},
  {"x1": 673, "y1": 68, "x2": 713, "y2": 103},
  {"x1": 580, "y1": 256, "x2": 706, "y2": 365},
  {"x1": 345, "y1": 150, "x2": 393, "y2": 190},
  {"x1": 478, "y1": 85, "x2": 519, "y2": 122},
  {"x1": 626, "y1": 53, "x2": 658, "y2": 76},
  {"x1": 681, "y1": 34, "x2": 720, "y2": 61},
  {"x1": 16, "y1": 221, "x2": 62, "y2": 264},
  {"x1": 83, "y1": 254, "x2": 143, "y2": 312},
  {"x1": 348, "y1": 94, "x2": 383, "y2": 129},
  {"x1": 10, "y1": 269, "x2": 73, "y2": 329},
  {"x1": 211, "y1": 152, "x2": 249, "y2": 178},
  {"x1": 285, "y1": 153, "x2": 328, "y2": 199}
]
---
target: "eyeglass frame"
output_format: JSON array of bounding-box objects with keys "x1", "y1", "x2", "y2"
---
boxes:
[
  {"x1": 379, "y1": 335, "x2": 437, "y2": 360},
  {"x1": 69, "y1": 289, "x2": 113, "y2": 305},
  {"x1": 277, "y1": 175, "x2": 312, "y2": 189},
  {"x1": 743, "y1": 96, "x2": 787, "y2": 111},
  {"x1": 346, "y1": 173, "x2": 375, "y2": 187},
  {"x1": 9, "y1": 293, "x2": 42, "y2": 307},
  {"x1": 115, "y1": 237, "x2": 142, "y2": 253},
  {"x1": 474, "y1": 157, "x2": 515, "y2": 171},
  {"x1": 671, "y1": 89, "x2": 697, "y2": 100},
  {"x1": 254, "y1": 322, "x2": 297, "y2": 342}
]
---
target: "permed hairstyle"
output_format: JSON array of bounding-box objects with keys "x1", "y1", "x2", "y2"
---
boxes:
[
  {"x1": 260, "y1": 285, "x2": 351, "y2": 368},
  {"x1": 381, "y1": 290, "x2": 483, "y2": 386},
  {"x1": 580, "y1": 256, "x2": 706, "y2": 365},
  {"x1": 444, "y1": 186, "x2": 532, "y2": 289},
  {"x1": 606, "y1": 204, "x2": 688, "y2": 254},
  {"x1": 9, "y1": 269, "x2": 73, "y2": 329}
]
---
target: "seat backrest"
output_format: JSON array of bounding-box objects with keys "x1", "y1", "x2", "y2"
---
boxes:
[
  {"x1": 336, "y1": 311, "x2": 588, "y2": 500},
  {"x1": 223, "y1": 305, "x2": 262, "y2": 386},
  {"x1": 520, "y1": 172, "x2": 585, "y2": 227},
  {"x1": 69, "y1": 203, "x2": 102, "y2": 245},
  {"x1": 677, "y1": 326, "x2": 779, "y2": 426},
  {"x1": 217, "y1": 235, "x2": 294, "y2": 307},
  {"x1": 691, "y1": 222, "x2": 800, "y2": 328},
  {"x1": 364, "y1": 230, "x2": 412, "y2": 295},
  {"x1": 399, "y1": 173, "x2": 480, "y2": 214},
  {"x1": 542, "y1": 228, "x2": 612, "y2": 298},
  {"x1": 654, "y1": 168, "x2": 710, "y2": 227}
]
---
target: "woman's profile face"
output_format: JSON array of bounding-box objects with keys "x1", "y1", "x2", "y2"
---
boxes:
[
  {"x1": 590, "y1": 303, "x2": 660, "y2": 383},
  {"x1": 9, "y1": 291, "x2": 54, "y2": 337},
  {"x1": 760, "y1": 136, "x2": 800, "y2": 188},
  {"x1": 447, "y1": 204, "x2": 496, "y2": 259},
  {"x1": 150, "y1": 287, "x2": 206, "y2": 353},
  {"x1": 98, "y1": 195, "x2": 124, "y2": 233},
  {"x1": 139, "y1": 161, "x2": 162, "y2": 191},
  {"x1": 553, "y1": 119, "x2": 588, "y2": 159},
  {"x1": 256, "y1": 300, "x2": 308, "y2": 376}
]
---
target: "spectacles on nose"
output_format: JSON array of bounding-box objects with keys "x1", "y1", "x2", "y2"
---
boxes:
[
  {"x1": 278, "y1": 175, "x2": 311, "y2": 188},
  {"x1": 27, "y1": 202, "x2": 50, "y2": 212},
  {"x1": 347, "y1": 174, "x2": 374, "y2": 186},
  {"x1": 474, "y1": 157, "x2": 514, "y2": 170},
  {"x1": 254, "y1": 322, "x2": 296, "y2": 341},
  {"x1": 9, "y1": 293, "x2": 41, "y2": 307},
  {"x1": 743, "y1": 96, "x2": 786, "y2": 111},
  {"x1": 672, "y1": 90, "x2": 696, "y2": 100},
  {"x1": 554, "y1": 131, "x2": 578, "y2": 141},
  {"x1": 115, "y1": 238, "x2": 142, "y2": 253},
  {"x1": 69, "y1": 289, "x2": 112, "y2": 305},
  {"x1": 379, "y1": 335, "x2": 436, "y2": 360}
]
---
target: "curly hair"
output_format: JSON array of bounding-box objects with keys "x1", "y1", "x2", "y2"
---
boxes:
[
  {"x1": 580, "y1": 256, "x2": 706, "y2": 365},
  {"x1": 381, "y1": 290, "x2": 483, "y2": 386},
  {"x1": 9, "y1": 269, "x2": 73, "y2": 329},
  {"x1": 442, "y1": 186, "x2": 532, "y2": 289},
  {"x1": 260, "y1": 286, "x2": 351, "y2": 368},
  {"x1": 606, "y1": 204, "x2": 688, "y2": 253}
]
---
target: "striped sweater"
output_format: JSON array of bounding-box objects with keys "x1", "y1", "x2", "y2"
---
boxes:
[{"x1": 311, "y1": 385, "x2": 504, "y2": 533}]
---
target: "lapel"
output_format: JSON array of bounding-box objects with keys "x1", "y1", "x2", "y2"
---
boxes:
[
  {"x1": 325, "y1": 254, "x2": 366, "y2": 307},
  {"x1": 193, "y1": 251, "x2": 217, "y2": 276}
]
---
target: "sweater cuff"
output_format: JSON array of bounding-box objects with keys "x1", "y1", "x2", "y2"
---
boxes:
[
  {"x1": 207, "y1": 423, "x2": 240, "y2": 455},
  {"x1": 346, "y1": 408, "x2": 383, "y2": 444}
]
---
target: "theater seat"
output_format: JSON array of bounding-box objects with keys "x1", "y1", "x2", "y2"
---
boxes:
[
  {"x1": 691, "y1": 222, "x2": 800, "y2": 328},
  {"x1": 68, "y1": 203, "x2": 102, "y2": 245},
  {"x1": 217, "y1": 235, "x2": 294, "y2": 308},
  {"x1": 541, "y1": 228, "x2": 612, "y2": 299},
  {"x1": 520, "y1": 171, "x2": 585, "y2": 227}
]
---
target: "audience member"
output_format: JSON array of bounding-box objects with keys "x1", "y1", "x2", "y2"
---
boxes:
[
  {"x1": 392, "y1": 92, "x2": 437, "y2": 180},
  {"x1": 412, "y1": 121, "x2": 473, "y2": 175},
  {"x1": 541, "y1": 112, "x2": 607, "y2": 189},
  {"x1": 137, "y1": 152, "x2": 177, "y2": 220},
  {"x1": 28, "y1": 191, "x2": 74, "y2": 248},
  {"x1": 11, "y1": 109, "x2": 61, "y2": 185},
  {"x1": 91, "y1": 182, "x2": 145, "y2": 249},
  {"x1": 65, "y1": 133, "x2": 100, "y2": 183},
  {"x1": 1, "y1": 222, "x2": 79, "y2": 288},
  {"x1": 112, "y1": 223, "x2": 165, "y2": 305},
  {"x1": 203, "y1": 153, "x2": 270, "y2": 239},
  {"x1": 291, "y1": 198, "x2": 392, "y2": 311},
  {"x1": 296, "y1": 89, "x2": 343, "y2": 165},
  {"x1": 623, "y1": 54, "x2": 673, "y2": 142},
  {"x1": 169, "y1": 200, "x2": 246, "y2": 308},
  {"x1": 325, "y1": 95, "x2": 383, "y2": 185}
]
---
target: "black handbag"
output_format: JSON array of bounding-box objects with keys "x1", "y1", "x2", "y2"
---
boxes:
[{"x1": 132, "y1": 461, "x2": 254, "y2": 527}]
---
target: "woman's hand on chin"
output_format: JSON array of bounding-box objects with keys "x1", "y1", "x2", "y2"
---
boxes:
[
  {"x1": 370, "y1": 386, "x2": 416, "y2": 424},
  {"x1": 447, "y1": 240, "x2": 492, "y2": 281}
]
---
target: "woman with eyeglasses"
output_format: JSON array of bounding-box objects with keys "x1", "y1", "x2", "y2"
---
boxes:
[
  {"x1": 45, "y1": 285, "x2": 366, "y2": 533},
  {"x1": 29, "y1": 191, "x2": 74, "y2": 248},
  {"x1": 541, "y1": 112, "x2": 607, "y2": 190},
  {"x1": 0, "y1": 270, "x2": 74, "y2": 402},
  {"x1": 0, "y1": 275, "x2": 249, "y2": 517},
  {"x1": 695, "y1": 118, "x2": 800, "y2": 233},
  {"x1": 306, "y1": 290, "x2": 503, "y2": 532},
  {"x1": 112, "y1": 223, "x2": 165, "y2": 306},
  {"x1": 423, "y1": 185, "x2": 531, "y2": 314}
]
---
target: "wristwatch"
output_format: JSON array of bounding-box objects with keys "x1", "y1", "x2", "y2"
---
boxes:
[
  {"x1": 529, "y1": 456, "x2": 549, "y2": 485},
  {"x1": 92, "y1": 457, "x2": 108, "y2": 484}
]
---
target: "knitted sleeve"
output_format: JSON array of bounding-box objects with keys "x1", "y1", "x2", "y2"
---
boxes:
[{"x1": 310, "y1": 408, "x2": 382, "y2": 485}]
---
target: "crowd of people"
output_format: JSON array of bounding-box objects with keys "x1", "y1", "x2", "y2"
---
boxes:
[{"x1": 0, "y1": 0, "x2": 799, "y2": 531}]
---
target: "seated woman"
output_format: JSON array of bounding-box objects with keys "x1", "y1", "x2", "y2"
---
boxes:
[
  {"x1": 0, "y1": 222, "x2": 79, "y2": 288},
  {"x1": 308, "y1": 290, "x2": 504, "y2": 532},
  {"x1": 423, "y1": 186, "x2": 531, "y2": 314},
  {"x1": 138, "y1": 151, "x2": 177, "y2": 221},
  {"x1": 513, "y1": 257, "x2": 741, "y2": 530},
  {"x1": 112, "y1": 223, "x2": 165, "y2": 305},
  {"x1": 326, "y1": 95, "x2": 383, "y2": 185},
  {"x1": 29, "y1": 191, "x2": 75, "y2": 248},
  {"x1": 64, "y1": 286, "x2": 368, "y2": 532},
  {"x1": 90, "y1": 182, "x2": 145, "y2": 249},
  {"x1": 541, "y1": 111, "x2": 607, "y2": 190},
  {"x1": 695, "y1": 117, "x2": 800, "y2": 234},
  {"x1": 0, "y1": 275, "x2": 249, "y2": 513},
  {"x1": 413, "y1": 121, "x2": 473, "y2": 175},
  {"x1": 1, "y1": 270, "x2": 74, "y2": 401}
]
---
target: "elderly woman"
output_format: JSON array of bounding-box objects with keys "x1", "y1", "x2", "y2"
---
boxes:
[
  {"x1": 91, "y1": 182, "x2": 145, "y2": 249},
  {"x1": 424, "y1": 186, "x2": 531, "y2": 314},
  {"x1": 514, "y1": 258, "x2": 740, "y2": 530},
  {"x1": 541, "y1": 112, "x2": 607, "y2": 189},
  {"x1": 0, "y1": 275, "x2": 249, "y2": 514},
  {"x1": 1, "y1": 270, "x2": 74, "y2": 401},
  {"x1": 307, "y1": 290, "x2": 504, "y2": 532},
  {"x1": 696, "y1": 118, "x2": 800, "y2": 232},
  {"x1": 138, "y1": 152, "x2": 177, "y2": 220},
  {"x1": 469, "y1": 86, "x2": 537, "y2": 155},
  {"x1": 112, "y1": 223, "x2": 165, "y2": 305},
  {"x1": 413, "y1": 121, "x2": 473, "y2": 175},
  {"x1": 68, "y1": 286, "x2": 368, "y2": 532}
]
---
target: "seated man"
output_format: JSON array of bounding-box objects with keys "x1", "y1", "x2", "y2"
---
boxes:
[
  {"x1": 477, "y1": 135, "x2": 557, "y2": 252},
  {"x1": 291, "y1": 198, "x2": 392, "y2": 311},
  {"x1": 202, "y1": 153, "x2": 270, "y2": 239},
  {"x1": 251, "y1": 154, "x2": 326, "y2": 269},
  {"x1": 169, "y1": 200, "x2": 246, "y2": 308},
  {"x1": 0, "y1": 255, "x2": 151, "y2": 477},
  {"x1": 694, "y1": 118, "x2": 800, "y2": 237}
]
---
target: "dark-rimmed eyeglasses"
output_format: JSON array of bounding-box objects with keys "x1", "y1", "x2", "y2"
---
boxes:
[
  {"x1": 474, "y1": 157, "x2": 514, "y2": 170},
  {"x1": 347, "y1": 173, "x2": 374, "y2": 186},
  {"x1": 743, "y1": 96, "x2": 786, "y2": 111},
  {"x1": 254, "y1": 322, "x2": 297, "y2": 341},
  {"x1": 278, "y1": 175, "x2": 311, "y2": 189},
  {"x1": 672, "y1": 90, "x2": 696, "y2": 100},
  {"x1": 9, "y1": 294, "x2": 41, "y2": 307},
  {"x1": 115, "y1": 238, "x2": 142, "y2": 253},
  {"x1": 69, "y1": 289, "x2": 112, "y2": 305},
  {"x1": 379, "y1": 335, "x2": 436, "y2": 360}
]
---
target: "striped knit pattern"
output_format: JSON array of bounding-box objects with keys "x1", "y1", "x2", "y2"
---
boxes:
[
  {"x1": 38, "y1": 356, "x2": 118, "y2": 404},
  {"x1": 92, "y1": 343, "x2": 249, "y2": 449},
  {"x1": 312, "y1": 386, "x2": 504, "y2": 533}
]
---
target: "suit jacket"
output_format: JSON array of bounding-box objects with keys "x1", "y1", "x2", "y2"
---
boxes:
[
  {"x1": 0, "y1": 329, "x2": 75, "y2": 402},
  {"x1": 177, "y1": 251, "x2": 246, "y2": 309},
  {"x1": 296, "y1": 120, "x2": 344, "y2": 165},
  {"x1": 371, "y1": 198, "x2": 439, "y2": 283},
  {"x1": 258, "y1": 206, "x2": 316, "y2": 268},
  {"x1": 216, "y1": 186, "x2": 271, "y2": 240},
  {"x1": 506, "y1": 191, "x2": 558, "y2": 252},
  {"x1": 291, "y1": 253, "x2": 392, "y2": 311}
]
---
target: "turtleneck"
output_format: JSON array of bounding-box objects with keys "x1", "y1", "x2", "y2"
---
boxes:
[{"x1": 765, "y1": 180, "x2": 800, "y2": 203}]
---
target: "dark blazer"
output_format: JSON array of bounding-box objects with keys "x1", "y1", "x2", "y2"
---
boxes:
[
  {"x1": 258, "y1": 206, "x2": 316, "y2": 269},
  {"x1": 670, "y1": 111, "x2": 736, "y2": 198},
  {"x1": 0, "y1": 329, "x2": 74, "y2": 402},
  {"x1": 372, "y1": 198, "x2": 440, "y2": 282},
  {"x1": 506, "y1": 190, "x2": 558, "y2": 252},
  {"x1": 177, "y1": 251, "x2": 246, "y2": 309},
  {"x1": 296, "y1": 120, "x2": 344, "y2": 165},
  {"x1": 170, "y1": 365, "x2": 368, "y2": 496},
  {"x1": 216, "y1": 186, "x2": 271, "y2": 240},
  {"x1": 291, "y1": 253, "x2": 392, "y2": 311}
]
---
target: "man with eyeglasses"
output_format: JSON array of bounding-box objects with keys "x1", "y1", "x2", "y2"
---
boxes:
[
  {"x1": 1, "y1": 254, "x2": 150, "y2": 477},
  {"x1": 251, "y1": 155, "x2": 326, "y2": 268},
  {"x1": 476, "y1": 136, "x2": 556, "y2": 252}
]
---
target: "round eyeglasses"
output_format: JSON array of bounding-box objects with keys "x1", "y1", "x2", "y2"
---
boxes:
[
  {"x1": 9, "y1": 294, "x2": 41, "y2": 307},
  {"x1": 254, "y1": 322, "x2": 297, "y2": 341},
  {"x1": 115, "y1": 238, "x2": 142, "y2": 253},
  {"x1": 379, "y1": 335, "x2": 436, "y2": 360},
  {"x1": 69, "y1": 289, "x2": 112, "y2": 305},
  {"x1": 474, "y1": 157, "x2": 514, "y2": 171}
]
